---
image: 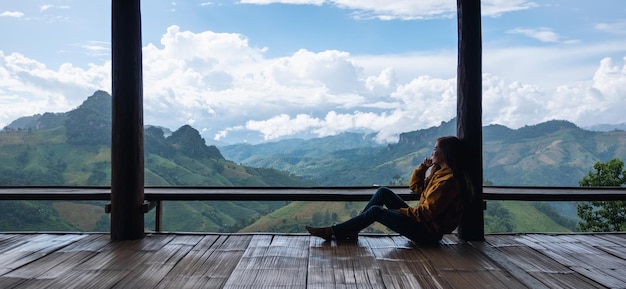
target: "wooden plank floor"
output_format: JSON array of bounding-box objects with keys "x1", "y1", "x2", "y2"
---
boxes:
[{"x1": 0, "y1": 233, "x2": 624, "y2": 288}]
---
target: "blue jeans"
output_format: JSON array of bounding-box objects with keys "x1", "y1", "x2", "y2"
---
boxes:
[{"x1": 332, "y1": 187, "x2": 437, "y2": 243}]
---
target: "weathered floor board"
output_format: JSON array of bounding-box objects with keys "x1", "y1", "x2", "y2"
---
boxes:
[{"x1": 0, "y1": 233, "x2": 625, "y2": 288}]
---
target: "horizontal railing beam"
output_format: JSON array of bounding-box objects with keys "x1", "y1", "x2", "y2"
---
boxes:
[
  {"x1": 483, "y1": 186, "x2": 626, "y2": 201},
  {"x1": 0, "y1": 186, "x2": 111, "y2": 200},
  {"x1": 143, "y1": 187, "x2": 420, "y2": 201},
  {"x1": 0, "y1": 186, "x2": 624, "y2": 202}
]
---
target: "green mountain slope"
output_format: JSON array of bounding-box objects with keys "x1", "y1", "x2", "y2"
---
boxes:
[
  {"x1": 241, "y1": 199, "x2": 574, "y2": 234},
  {"x1": 0, "y1": 91, "x2": 316, "y2": 232},
  {"x1": 239, "y1": 201, "x2": 390, "y2": 234}
]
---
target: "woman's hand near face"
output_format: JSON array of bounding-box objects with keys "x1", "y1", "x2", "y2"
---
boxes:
[{"x1": 423, "y1": 157, "x2": 441, "y2": 175}]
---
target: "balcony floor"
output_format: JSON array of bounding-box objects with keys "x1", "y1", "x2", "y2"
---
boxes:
[{"x1": 0, "y1": 232, "x2": 625, "y2": 288}]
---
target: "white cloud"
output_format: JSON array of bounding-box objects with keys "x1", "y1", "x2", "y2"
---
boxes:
[
  {"x1": 245, "y1": 114, "x2": 322, "y2": 140},
  {"x1": 0, "y1": 51, "x2": 109, "y2": 126},
  {"x1": 40, "y1": 5, "x2": 70, "y2": 12},
  {"x1": 0, "y1": 11, "x2": 24, "y2": 18},
  {"x1": 592, "y1": 57, "x2": 626, "y2": 98},
  {"x1": 269, "y1": 49, "x2": 361, "y2": 93},
  {"x1": 595, "y1": 20, "x2": 626, "y2": 35},
  {"x1": 483, "y1": 56, "x2": 626, "y2": 129},
  {"x1": 240, "y1": 0, "x2": 325, "y2": 5},
  {"x1": 72, "y1": 41, "x2": 110, "y2": 58},
  {"x1": 365, "y1": 67, "x2": 395, "y2": 95},
  {"x1": 482, "y1": 74, "x2": 549, "y2": 127},
  {"x1": 353, "y1": 51, "x2": 457, "y2": 83},
  {"x1": 480, "y1": 0, "x2": 538, "y2": 17},
  {"x1": 1, "y1": 26, "x2": 625, "y2": 144},
  {"x1": 238, "y1": 0, "x2": 537, "y2": 20},
  {"x1": 507, "y1": 27, "x2": 561, "y2": 43},
  {"x1": 139, "y1": 26, "x2": 455, "y2": 142},
  {"x1": 482, "y1": 39, "x2": 626, "y2": 90}
]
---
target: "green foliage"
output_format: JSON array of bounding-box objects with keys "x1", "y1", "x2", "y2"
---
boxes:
[
  {"x1": 485, "y1": 201, "x2": 514, "y2": 233},
  {"x1": 579, "y1": 158, "x2": 625, "y2": 186},
  {"x1": 0, "y1": 201, "x2": 78, "y2": 231},
  {"x1": 533, "y1": 202, "x2": 577, "y2": 231},
  {"x1": 38, "y1": 112, "x2": 67, "y2": 129},
  {"x1": 576, "y1": 158, "x2": 626, "y2": 232},
  {"x1": 497, "y1": 201, "x2": 572, "y2": 232},
  {"x1": 484, "y1": 198, "x2": 577, "y2": 233},
  {"x1": 311, "y1": 211, "x2": 324, "y2": 226},
  {"x1": 158, "y1": 201, "x2": 287, "y2": 232},
  {"x1": 86, "y1": 162, "x2": 109, "y2": 185}
]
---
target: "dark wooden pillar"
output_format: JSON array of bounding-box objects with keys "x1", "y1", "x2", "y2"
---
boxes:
[
  {"x1": 456, "y1": 0, "x2": 484, "y2": 241},
  {"x1": 111, "y1": 0, "x2": 144, "y2": 240}
]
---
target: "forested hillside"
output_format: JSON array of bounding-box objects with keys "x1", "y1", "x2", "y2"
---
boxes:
[{"x1": 0, "y1": 91, "x2": 315, "y2": 232}]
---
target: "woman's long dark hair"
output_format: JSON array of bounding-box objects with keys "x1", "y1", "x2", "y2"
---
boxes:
[{"x1": 436, "y1": 136, "x2": 474, "y2": 199}]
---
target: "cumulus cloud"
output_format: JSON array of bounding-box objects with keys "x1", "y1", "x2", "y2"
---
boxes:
[
  {"x1": 0, "y1": 51, "x2": 110, "y2": 125},
  {"x1": 1, "y1": 26, "x2": 625, "y2": 144},
  {"x1": 482, "y1": 74, "x2": 549, "y2": 127},
  {"x1": 365, "y1": 67, "x2": 395, "y2": 95},
  {"x1": 244, "y1": 114, "x2": 322, "y2": 140}
]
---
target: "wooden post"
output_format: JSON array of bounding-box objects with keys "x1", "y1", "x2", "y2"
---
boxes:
[
  {"x1": 111, "y1": 0, "x2": 145, "y2": 240},
  {"x1": 456, "y1": 0, "x2": 484, "y2": 241}
]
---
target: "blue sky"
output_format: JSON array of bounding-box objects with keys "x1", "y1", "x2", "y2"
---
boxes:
[{"x1": 1, "y1": 0, "x2": 625, "y2": 144}]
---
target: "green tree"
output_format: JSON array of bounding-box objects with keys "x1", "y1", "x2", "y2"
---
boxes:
[
  {"x1": 576, "y1": 158, "x2": 626, "y2": 232},
  {"x1": 311, "y1": 212, "x2": 324, "y2": 226},
  {"x1": 484, "y1": 201, "x2": 514, "y2": 233}
]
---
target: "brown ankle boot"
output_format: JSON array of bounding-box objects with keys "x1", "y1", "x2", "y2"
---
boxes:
[{"x1": 305, "y1": 226, "x2": 333, "y2": 241}]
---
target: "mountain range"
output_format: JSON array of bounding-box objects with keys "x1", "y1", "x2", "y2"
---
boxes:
[
  {"x1": 2, "y1": 90, "x2": 626, "y2": 233},
  {"x1": 221, "y1": 118, "x2": 626, "y2": 187}
]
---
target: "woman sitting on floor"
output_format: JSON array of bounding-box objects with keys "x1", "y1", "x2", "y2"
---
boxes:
[{"x1": 306, "y1": 135, "x2": 474, "y2": 244}]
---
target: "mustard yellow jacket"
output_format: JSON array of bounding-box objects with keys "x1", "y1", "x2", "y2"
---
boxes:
[{"x1": 399, "y1": 163, "x2": 466, "y2": 239}]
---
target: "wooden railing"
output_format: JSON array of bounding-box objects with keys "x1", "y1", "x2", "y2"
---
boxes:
[{"x1": 1, "y1": 186, "x2": 625, "y2": 232}]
